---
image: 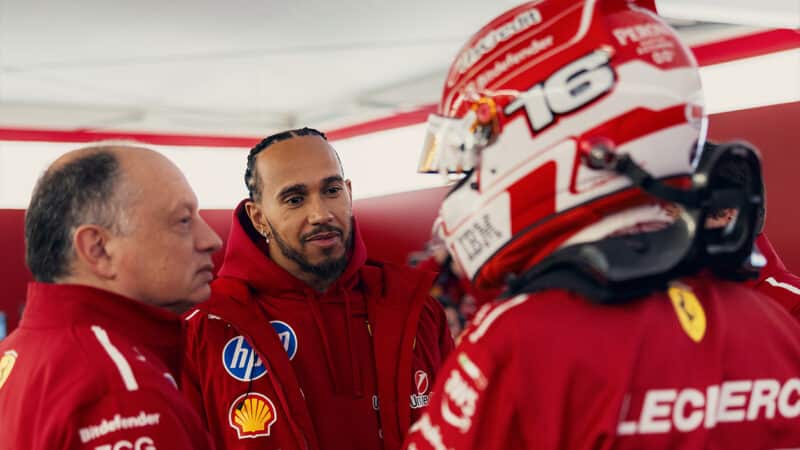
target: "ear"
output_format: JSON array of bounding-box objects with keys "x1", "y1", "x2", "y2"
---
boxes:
[
  {"x1": 244, "y1": 200, "x2": 270, "y2": 237},
  {"x1": 72, "y1": 224, "x2": 115, "y2": 279},
  {"x1": 345, "y1": 179, "x2": 353, "y2": 203}
]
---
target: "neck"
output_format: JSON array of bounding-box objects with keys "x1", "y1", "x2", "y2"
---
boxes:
[
  {"x1": 57, "y1": 271, "x2": 189, "y2": 314},
  {"x1": 57, "y1": 273, "x2": 115, "y2": 295},
  {"x1": 267, "y1": 245, "x2": 338, "y2": 293}
]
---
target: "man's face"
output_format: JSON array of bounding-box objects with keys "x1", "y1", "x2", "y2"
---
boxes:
[
  {"x1": 107, "y1": 152, "x2": 222, "y2": 313},
  {"x1": 663, "y1": 202, "x2": 738, "y2": 229},
  {"x1": 247, "y1": 136, "x2": 353, "y2": 284}
]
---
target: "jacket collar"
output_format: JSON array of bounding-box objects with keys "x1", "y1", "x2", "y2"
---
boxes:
[{"x1": 20, "y1": 282, "x2": 182, "y2": 372}]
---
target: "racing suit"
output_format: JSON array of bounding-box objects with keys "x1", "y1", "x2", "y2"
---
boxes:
[
  {"x1": 404, "y1": 273, "x2": 800, "y2": 449},
  {"x1": 0, "y1": 283, "x2": 214, "y2": 450}
]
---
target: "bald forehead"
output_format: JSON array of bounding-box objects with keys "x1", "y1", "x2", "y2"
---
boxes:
[
  {"x1": 52, "y1": 144, "x2": 161, "y2": 168},
  {"x1": 58, "y1": 145, "x2": 191, "y2": 210},
  {"x1": 114, "y1": 146, "x2": 176, "y2": 175}
]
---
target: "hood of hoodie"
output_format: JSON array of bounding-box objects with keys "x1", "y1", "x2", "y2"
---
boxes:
[{"x1": 217, "y1": 199, "x2": 369, "y2": 299}]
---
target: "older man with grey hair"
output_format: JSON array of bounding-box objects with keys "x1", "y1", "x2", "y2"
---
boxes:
[{"x1": 0, "y1": 144, "x2": 221, "y2": 449}]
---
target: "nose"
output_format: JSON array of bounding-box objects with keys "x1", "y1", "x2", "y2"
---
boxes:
[
  {"x1": 196, "y1": 214, "x2": 223, "y2": 253},
  {"x1": 307, "y1": 194, "x2": 334, "y2": 226}
]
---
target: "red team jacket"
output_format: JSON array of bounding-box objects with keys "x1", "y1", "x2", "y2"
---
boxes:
[
  {"x1": 0, "y1": 283, "x2": 214, "y2": 450},
  {"x1": 753, "y1": 234, "x2": 800, "y2": 320},
  {"x1": 404, "y1": 273, "x2": 800, "y2": 449},
  {"x1": 183, "y1": 204, "x2": 454, "y2": 450}
]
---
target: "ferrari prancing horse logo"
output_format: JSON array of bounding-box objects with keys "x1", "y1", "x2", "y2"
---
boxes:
[{"x1": 668, "y1": 283, "x2": 707, "y2": 343}]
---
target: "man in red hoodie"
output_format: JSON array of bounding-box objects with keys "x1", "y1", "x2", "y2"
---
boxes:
[
  {"x1": 403, "y1": 1, "x2": 800, "y2": 449},
  {"x1": 182, "y1": 127, "x2": 454, "y2": 449},
  {"x1": 0, "y1": 145, "x2": 221, "y2": 449}
]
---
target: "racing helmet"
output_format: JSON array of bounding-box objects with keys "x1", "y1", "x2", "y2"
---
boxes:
[{"x1": 419, "y1": 0, "x2": 706, "y2": 288}]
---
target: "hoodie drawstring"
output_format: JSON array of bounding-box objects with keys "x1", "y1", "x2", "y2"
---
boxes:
[
  {"x1": 305, "y1": 290, "x2": 342, "y2": 394},
  {"x1": 342, "y1": 289, "x2": 363, "y2": 398},
  {"x1": 304, "y1": 287, "x2": 364, "y2": 398}
]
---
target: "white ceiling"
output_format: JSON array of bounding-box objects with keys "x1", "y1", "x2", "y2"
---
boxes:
[{"x1": 0, "y1": 0, "x2": 797, "y2": 136}]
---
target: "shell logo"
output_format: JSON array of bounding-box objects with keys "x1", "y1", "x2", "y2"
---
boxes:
[
  {"x1": 228, "y1": 392, "x2": 278, "y2": 439},
  {"x1": 0, "y1": 350, "x2": 18, "y2": 390}
]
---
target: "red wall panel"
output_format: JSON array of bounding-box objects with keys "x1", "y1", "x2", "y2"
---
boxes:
[{"x1": 0, "y1": 210, "x2": 28, "y2": 334}]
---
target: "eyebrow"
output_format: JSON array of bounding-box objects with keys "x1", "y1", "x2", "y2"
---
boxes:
[
  {"x1": 277, "y1": 176, "x2": 344, "y2": 199},
  {"x1": 172, "y1": 201, "x2": 197, "y2": 214},
  {"x1": 277, "y1": 183, "x2": 308, "y2": 200},
  {"x1": 321, "y1": 175, "x2": 344, "y2": 187}
]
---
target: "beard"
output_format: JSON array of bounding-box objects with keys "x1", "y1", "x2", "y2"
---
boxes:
[{"x1": 267, "y1": 221, "x2": 352, "y2": 283}]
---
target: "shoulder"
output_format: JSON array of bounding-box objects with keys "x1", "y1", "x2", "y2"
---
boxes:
[
  {"x1": 696, "y1": 272, "x2": 797, "y2": 314},
  {"x1": 183, "y1": 301, "x2": 228, "y2": 330},
  {"x1": 756, "y1": 270, "x2": 800, "y2": 319},
  {"x1": 36, "y1": 325, "x2": 191, "y2": 420},
  {"x1": 458, "y1": 289, "x2": 581, "y2": 345},
  {"x1": 183, "y1": 278, "x2": 248, "y2": 334},
  {"x1": 75, "y1": 325, "x2": 182, "y2": 394},
  {"x1": 182, "y1": 303, "x2": 237, "y2": 355},
  {"x1": 36, "y1": 325, "x2": 162, "y2": 397},
  {"x1": 759, "y1": 272, "x2": 800, "y2": 295},
  {"x1": 366, "y1": 258, "x2": 434, "y2": 279},
  {"x1": 460, "y1": 294, "x2": 530, "y2": 344}
]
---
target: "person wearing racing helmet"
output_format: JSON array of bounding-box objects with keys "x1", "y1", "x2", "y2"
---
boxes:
[{"x1": 404, "y1": 1, "x2": 800, "y2": 449}]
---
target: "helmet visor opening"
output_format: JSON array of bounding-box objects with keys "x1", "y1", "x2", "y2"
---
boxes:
[{"x1": 417, "y1": 112, "x2": 480, "y2": 174}]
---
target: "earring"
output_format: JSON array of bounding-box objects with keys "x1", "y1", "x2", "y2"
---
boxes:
[{"x1": 260, "y1": 229, "x2": 270, "y2": 244}]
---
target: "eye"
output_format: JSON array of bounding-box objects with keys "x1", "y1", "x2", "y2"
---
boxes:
[
  {"x1": 175, "y1": 216, "x2": 193, "y2": 231},
  {"x1": 286, "y1": 196, "x2": 304, "y2": 206},
  {"x1": 325, "y1": 186, "x2": 342, "y2": 196}
]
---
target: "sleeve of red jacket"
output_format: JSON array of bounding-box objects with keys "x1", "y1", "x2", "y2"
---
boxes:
[
  {"x1": 55, "y1": 388, "x2": 215, "y2": 450},
  {"x1": 404, "y1": 301, "x2": 521, "y2": 450}
]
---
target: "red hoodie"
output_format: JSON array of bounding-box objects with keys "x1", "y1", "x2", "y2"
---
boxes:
[
  {"x1": 752, "y1": 233, "x2": 800, "y2": 321},
  {"x1": 0, "y1": 283, "x2": 214, "y2": 450},
  {"x1": 183, "y1": 201, "x2": 454, "y2": 450}
]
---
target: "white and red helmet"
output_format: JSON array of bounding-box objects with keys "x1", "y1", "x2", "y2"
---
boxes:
[{"x1": 419, "y1": 0, "x2": 706, "y2": 289}]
